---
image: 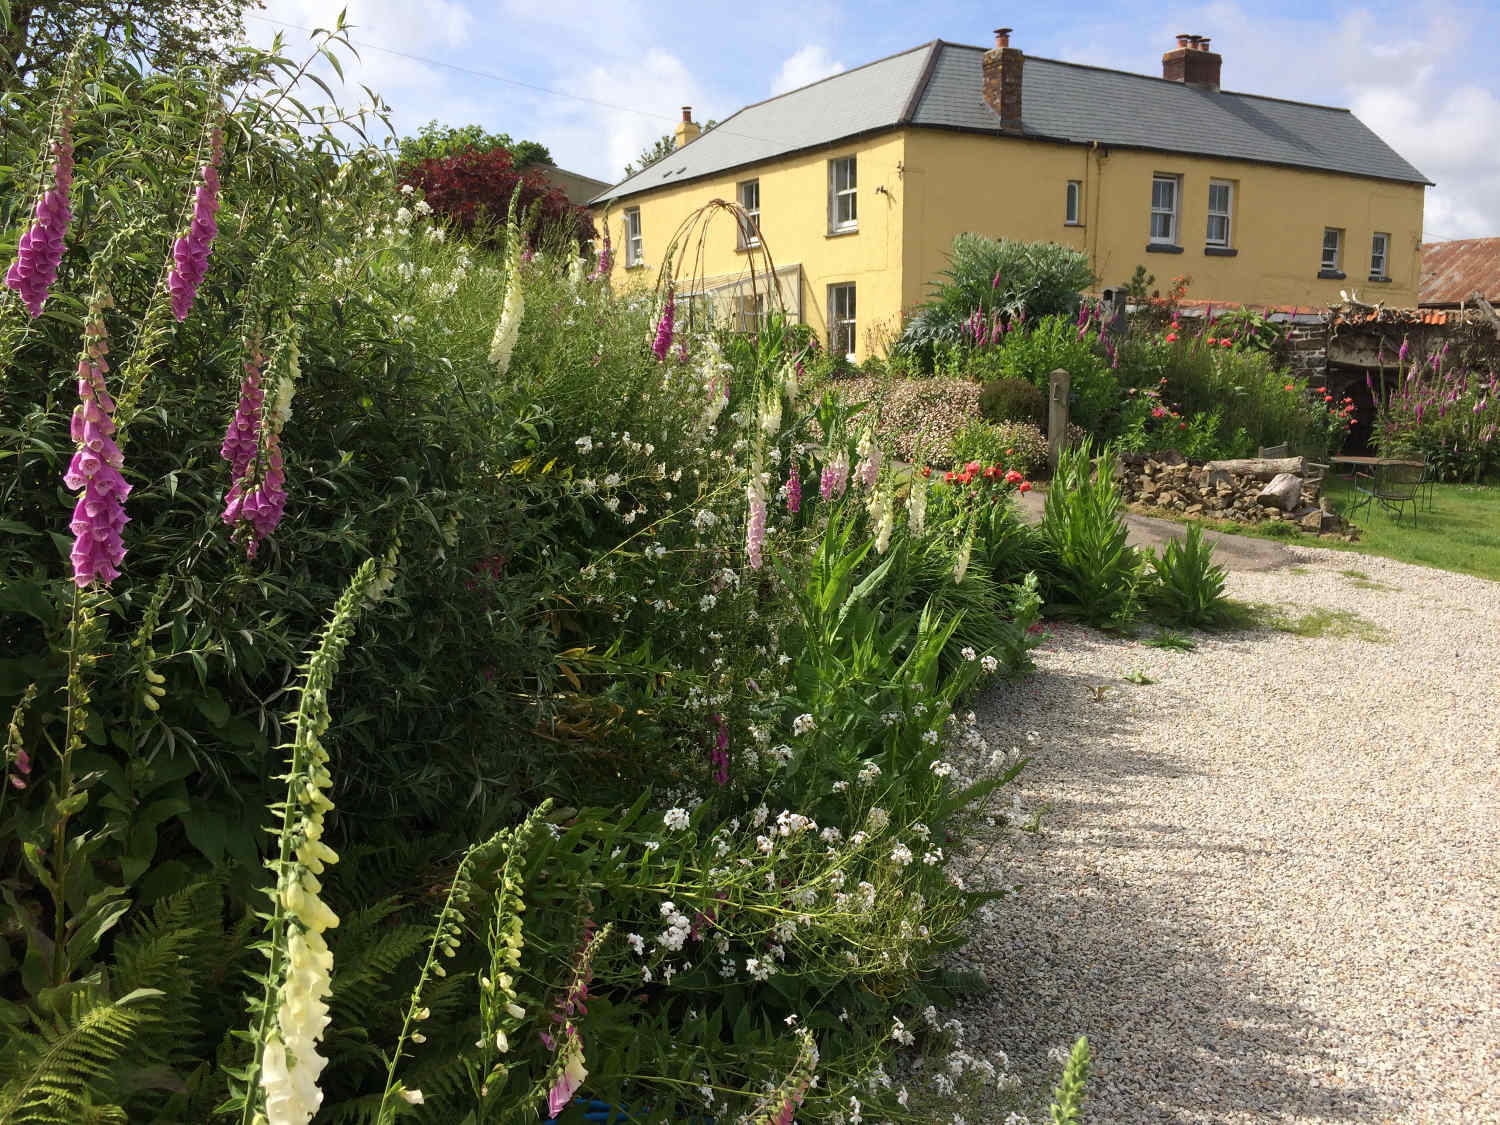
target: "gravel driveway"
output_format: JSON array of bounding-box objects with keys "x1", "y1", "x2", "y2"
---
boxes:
[{"x1": 955, "y1": 546, "x2": 1499, "y2": 1123}]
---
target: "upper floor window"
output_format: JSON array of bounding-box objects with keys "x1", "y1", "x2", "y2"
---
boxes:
[
  {"x1": 1065, "y1": 180, "x2": 1082, "y2": 225},
  {"x1": 829, "y1": 157, "x2": 857, "y2": 234},
  {"x1": 1206, "y1": 180, "x2": 1233, "y2": 247},
  {"x1": 1149, "y1": 174, "x2": 1180, "y2": 245},
  {"x1": 829, "y1": 283, "x2": 856, "y2": 361},
  {"x1": 737, "y1": 179, "x2": 761, "y2": 248},
  {"x1": 1321, "y1": 227, "x2": 1343, "y2": 274},
  {"x1": 1370, "y1": 232, "x2": 1390, "y2": 279},
  {"x1": 624, "y1": 207, "x2": 643, "y2": 267}
]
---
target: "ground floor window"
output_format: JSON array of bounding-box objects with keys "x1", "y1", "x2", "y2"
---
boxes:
[{"x1": 828, "y1": 283, "x2": 856, "y2": 361}]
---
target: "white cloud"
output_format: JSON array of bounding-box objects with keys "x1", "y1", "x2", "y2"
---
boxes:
[
  {"x1": 770, "y1": 44, "x2": 845, "y2": 96},
  {"x1": 247, "y1": 0, "x2": 477, "y2": 139},
  {"x1": 537, "y1": 48, "x2": 713, "y2": 182}
]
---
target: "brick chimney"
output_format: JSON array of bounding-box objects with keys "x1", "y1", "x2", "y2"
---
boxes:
[
  {"x1": 1162, "y1": 32, "x2": 1222, "y2": 91},
  {"x1": 674, "y1": 106, "x2": 701, "y2": 149},
  {"x1": 981, "y1": 27, "x2": 1024, "y2": 133}
]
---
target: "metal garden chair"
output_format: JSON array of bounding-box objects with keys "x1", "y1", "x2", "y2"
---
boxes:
[{"x1": 1351, "y1": 461, "x2": 1424, "y2": 527}]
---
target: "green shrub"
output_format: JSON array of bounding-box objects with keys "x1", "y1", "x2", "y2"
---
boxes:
[
  {"x1": 981, "y1": 314, "x2": 1118, "y2": 434},
  {"x1": 979, "y1": 376, "x2": 1046, "y2": 426},
  {"x1": 1039, "y1": 441, "x2": 1142, "y2": 629},
  {"x1": 1374, "y1": 353, "x2": 1500, "y2": 482},
  {"x1": 896, "y1": 234, "x2": 1095, "y2": 369},
  {"x1": 1115, "y1": 333, "x2": 1325, "y2": 456},
  {"x1": 949, "y1": 418, "x2": 1049, "y2": 476},
  {"x1": 1146, "y1": 525, "x2": 1232, "y2": 628}
]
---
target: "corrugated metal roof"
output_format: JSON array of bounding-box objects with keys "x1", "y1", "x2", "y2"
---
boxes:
[
  {"x1": 914, "y1": 46, "x2": 1430, "y2": 186},
  {"x1": 593, "y1": 39, "x2": 1429, "y2": 205},
  {"x1": 1419, "y1": 238, "x2": 1500, "y2": 306}
]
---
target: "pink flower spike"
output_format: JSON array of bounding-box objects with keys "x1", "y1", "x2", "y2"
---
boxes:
[
  {"x1": 64, "y1": 298, "x2": 130, "y2": 587},
  {"x1": 166, "y1": 128, "x2": 224, "y2": 322},
  {"x1": 5, "y1": 116, "x2": 75, "y2": 318}
]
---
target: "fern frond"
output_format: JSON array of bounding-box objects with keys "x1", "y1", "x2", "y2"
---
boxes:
[{"x1": 0, "y1": 988, "x2": 161, "y2": 1125}]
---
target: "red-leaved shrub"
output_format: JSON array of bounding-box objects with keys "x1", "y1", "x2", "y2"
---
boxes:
[{"x1": 399, "y1": 146, "x2": 595, "y2": 249}]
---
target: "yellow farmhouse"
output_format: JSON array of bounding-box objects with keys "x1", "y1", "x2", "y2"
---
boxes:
[{"x1": 591, "y1": 30, "x2": 1429, "y2": 363}]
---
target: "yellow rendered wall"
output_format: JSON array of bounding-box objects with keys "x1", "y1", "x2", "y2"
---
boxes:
[
  {"x1": 593, "y1": 132, "x2": 909, "y2": 361},
  {"x1": 900, "y1": 128, "x2": 1426, "y2": 309}
]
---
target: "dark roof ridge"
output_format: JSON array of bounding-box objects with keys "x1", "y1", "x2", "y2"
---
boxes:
[{"x1": 941, "y1": 40, "x2": 1356, "y2": 115}]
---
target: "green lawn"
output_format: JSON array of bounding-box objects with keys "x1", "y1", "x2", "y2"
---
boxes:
[
  {"x1": 1183, "y1": 479, "x2": 1500, "y2": 581},
  {"x1": 1315, "y1": 478, "x2": 1500, "y2": 581}
]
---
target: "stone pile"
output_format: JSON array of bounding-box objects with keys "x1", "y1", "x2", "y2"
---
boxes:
[{"x1": 1115, "y1": 450, "x2": 1354, "y2": 537}]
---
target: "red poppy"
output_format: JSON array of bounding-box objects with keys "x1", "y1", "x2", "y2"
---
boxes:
[
  {"x1": 1165, "y1": 332, "x2": 1179, "y2": 343},
  {"x1": 1005, "y1": 469, "x2": 1023, "y2": 484},
  {"x1": 1018, "y1": 481, "x2": 1032, "y2": 493},
  {"x1": 965, "y1": 461, "x2": 981, "y2": 475},
  {"x1": 944, "y1": 471, "x2": 955, "y2": 483},
  {"x1": 1284, "y1": 384, "x2": 1294, "y2": 391},
  {"x1": 1220, "y1": 338, "x2": 1233, "y2": 348},
  {"x1": 922, "y1": 466, "x2": 932, "y2": 478}
]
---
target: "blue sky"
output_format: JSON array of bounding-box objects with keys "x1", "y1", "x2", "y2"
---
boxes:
[{"x1": 249, "y1": 0, "x2": 1500, "y2": 241}]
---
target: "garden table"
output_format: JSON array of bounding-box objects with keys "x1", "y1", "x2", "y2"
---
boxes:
[{"x1": 1330, "y1": 455, "x2": 1423, "y2": 480}]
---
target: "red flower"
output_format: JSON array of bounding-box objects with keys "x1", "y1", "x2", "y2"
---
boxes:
[
  {"x1": 944, "y1": 471, "x2": 955, "y2": 483},
  {"x1": 1152, "y1": 406, "x2": 1166, "y2": 419},
  {"x1": 1284, "y1": 384, "x2": 1294, "y2": 391},
  {"x1": 1005, "y1": 448, "x2": 1014, "y2": 456},
  {"x1": 1005, "y1": 469, "x2": 1023, "y2": 484},
  {"x1": 1220, "y1": 338, "x2": 1233, "y2": 348},
  {"x1": 922, "y1": 465, "x2": 932, "y2": 478},
  {"x1": 1178, "y1": 421, "x2": 1187, "y2": 429},
  {"x1": 1165, "y1": 332, "x2": 1179, "y2": 343},
  {"x1": 1018, "y1": 481, "x2": 1032, "y2": 493},
  {"x1": 965, "y1": 460, "x2": 981, "y2": 474}
]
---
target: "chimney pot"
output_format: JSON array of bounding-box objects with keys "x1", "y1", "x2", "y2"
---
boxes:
[
  {"x1": 994, "y1": 27, "x2": 1012, "y2": 48},
  {"x1": 1162, "y1": 33, "x2": 1222, "y2": 90},
  {"x1": 674, "y1": 108, "x2": 701, "y2": 149}
]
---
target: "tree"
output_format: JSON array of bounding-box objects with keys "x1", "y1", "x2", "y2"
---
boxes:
[
  {"x1": 397, "y1": 119, "x2": 552, "y2": 170},
  {"x1": 0, "y1": 0, "x2": 258, "y2": 90},
  {"x1": 622, "y1": 120, "x2": 716, "y2": 178}
]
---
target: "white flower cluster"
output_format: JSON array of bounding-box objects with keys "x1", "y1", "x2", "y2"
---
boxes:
[
  {"x1": 657, "y1": 900, "x2": 692, "y2": 951},
  {"x1": 489, "y1": 266, "x2": 524, "y2": 375},
  {"x1": 663, "y1": 807, "x2": 691, "y2": 832},
  {"x1": 792, "y1": 713, "x2": 815, "y2": 737}
]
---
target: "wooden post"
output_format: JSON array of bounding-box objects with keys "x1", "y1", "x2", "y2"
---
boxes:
[{"x1": 1048, "y1": 367, "x2": 1070, "y2": 471}]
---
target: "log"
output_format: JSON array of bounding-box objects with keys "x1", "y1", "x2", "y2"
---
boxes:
[{"x1": 1202, "y1": 456, "x2": 1305, "y2": 481}]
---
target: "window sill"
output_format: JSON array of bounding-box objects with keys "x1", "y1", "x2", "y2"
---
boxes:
[
  {"x1": 735, "y1": 243, "x2": 762, "y2": 254},
  {"x1": 1317, "y1": 268, "x2": 1346, "y2": 280},
  {"x1": 1064, "y1": 220, "x2": 1084, "y2": 228},
  {"x1": 1368, "y1": 274, "x2": 1392, "y2": 284},
  {"x1": 1204, "y1": 246, "x2": 1238, "y2": 257},
  {"x1": 1146, "y1": 243, "x2": 1184, "y2": 254},
  {"x1": 826, "y1": 226, "x2": 859, "y2": 239},
  {"x1": 625, "y1": 262, "x2": 648, "y2": 271}
]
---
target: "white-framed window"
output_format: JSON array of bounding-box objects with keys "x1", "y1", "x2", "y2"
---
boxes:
[
  {"x1": 1149, "y1": 174, "x2": 1180, "y2": 245},
  {"x1": 1370, "y1": 232, "x2": 1390, "y2": 278},
  {"x1": 624, "y1": 207, "x2": 643, "y2": 267},
  {"x1": 1321, "y1": 227, "x2": 1343, "y2": 272},
  {"x1": 1206, "y1": 180, "x2": 1233, "y2": 247},
  {"x1": 828, "y1": 283, "x2": 856, "y2": 361},
  {"x1": 829, "y1": 156, "x2": 857, "y2": 234},
  {"x1": 1065, "y1": 180, "x2": 1082, "y2": 225},
  {"x1": 737, "y1": 179, "x2": 760, "y2": 248}
]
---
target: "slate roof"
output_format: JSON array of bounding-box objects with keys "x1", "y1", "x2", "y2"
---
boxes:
[
  {"x1": 592, "y1": 40, "x2": 1429, "y2": 205},
  {"x1": 1419, "y1": 238, "x2": 1500, "y2": 305}
]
